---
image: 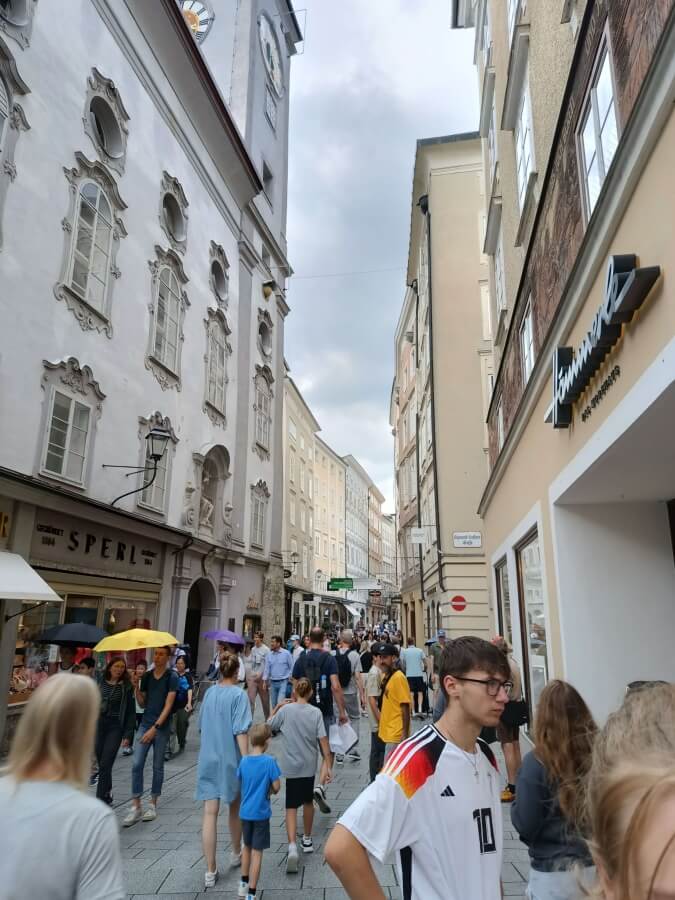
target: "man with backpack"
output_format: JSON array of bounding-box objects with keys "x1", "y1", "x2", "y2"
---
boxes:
[
  {"x1": 292, "y1": 626, "x2": 348, "y2": 814},
  {"x1": 333, "y1": 629, "x2": 366, "y2": 763}
]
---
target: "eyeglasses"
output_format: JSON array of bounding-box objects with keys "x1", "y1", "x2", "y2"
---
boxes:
[{"x1": 453, "y1": 676, "x2": 513, "y2": 697}]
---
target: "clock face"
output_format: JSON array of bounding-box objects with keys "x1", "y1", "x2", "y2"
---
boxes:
[
  {"x1": 258, "y1": 14, "x2": 284, "y2": 97},
  {"x1": 180, "y1": 0, "x2": 215, "y2": 43}
]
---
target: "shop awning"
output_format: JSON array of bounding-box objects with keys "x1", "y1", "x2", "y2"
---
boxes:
[
  {"x1": 344, "y1": 603, "x2": 362, "y2": 620},
  {"x1": 0, "y1": 552, "x2": 63, "y2": 603}
]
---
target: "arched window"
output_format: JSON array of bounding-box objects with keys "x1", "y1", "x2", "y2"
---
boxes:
[
  {"x1": 70, "y1": 182, "x2": 113, "y2": 314},
  {"x1": 153, "y1": 266, "x2": 181, "y2": 373},
  {"x1": 204, "y1": 309, "x2": 231, "y2": 425},
  {"x1": 253, "y1": 366, "x2": 274, "y2": 459}
]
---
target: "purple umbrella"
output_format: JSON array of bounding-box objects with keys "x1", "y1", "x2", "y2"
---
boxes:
[{"x1": 203, "y1": 629, "x2": 245, "y2": 646}]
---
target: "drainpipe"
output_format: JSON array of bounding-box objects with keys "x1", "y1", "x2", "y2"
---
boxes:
[{"x1": 417, "y1": 194, "x2": 446, "y2": 594}]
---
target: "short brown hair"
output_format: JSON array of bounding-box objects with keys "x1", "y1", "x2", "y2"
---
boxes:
[
  {"x1": 219, "y1": 652, "x2": 240, "y2": 680},
  {"x1": 249, "y1": 723, "x2": 272, "y2": 748},
  {"x1": 309, "y1": 626, "x2": 324, "y2": 644},
  {"x1": 255, "y1": 631, "x2": 264, "y2": 639},
  {"x1": 439, "y1": 636, "x2": 510, "y2": 698},
  {"x1": 271, "y1": 634, "x2": 283, "y2": 645},
  {"x1": 295, "y1": 677, "x2": 312, "y2": 700}
]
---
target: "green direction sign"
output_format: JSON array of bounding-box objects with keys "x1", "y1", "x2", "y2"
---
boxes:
[{"x1": 327, "y1": 578, "x2": 353, "y2": 591}]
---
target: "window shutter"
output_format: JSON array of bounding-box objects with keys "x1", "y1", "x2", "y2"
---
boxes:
[{"x1": 0, "y1": 77, "x2": 9, "y2": 121}]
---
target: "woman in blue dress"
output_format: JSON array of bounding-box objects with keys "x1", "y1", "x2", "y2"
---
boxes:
[{"x1": 196, "y1": 652, "x2": 252, "y2": 889}]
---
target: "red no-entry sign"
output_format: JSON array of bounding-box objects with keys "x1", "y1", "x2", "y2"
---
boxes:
[{"x1": 450, "y1": 595, "x2": 467, "y2": 612}]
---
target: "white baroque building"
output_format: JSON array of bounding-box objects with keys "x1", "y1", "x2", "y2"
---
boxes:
[
  {"x1": 343, "y1": 455, "x2": 370, "y2": 624},
  {"x1": 0, "y1": 0, "x2": 301, "y2": 744}
]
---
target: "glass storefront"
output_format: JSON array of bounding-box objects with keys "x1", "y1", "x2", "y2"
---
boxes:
[
  {"x1": 10, "y1": 601, "x2": 61, "y2": 705},
  {"x1": 517, "y1": 532, "x2": 548, "y2": 712}
]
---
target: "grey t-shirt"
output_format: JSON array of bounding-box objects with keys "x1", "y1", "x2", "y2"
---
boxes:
[
  {"x1": 268, "y1": 701, "x2": 326, "y2": 778},
  {"x1": 0, "y1": 779, "x2": 124, "y2": 900}
]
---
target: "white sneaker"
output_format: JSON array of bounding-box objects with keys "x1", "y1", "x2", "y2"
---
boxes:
[
  {"x1": 237, "y1": 882, "x2": 248, "y2": 899},
  {"x1": 122, "y1": 806, "x2": 142, "y2": 827},
  {"x1": 286, "y1": 842, "x2": 299, "y2": 873},
  {"x1": 313, "y1": 784, "x2": 331, "y2": 814},
  {"x1": 141, "y1": 804, "x2": 157, "y2": 822},
  {"x1": 204, "y1": 870, "x2": 218, "y2": 888},
  {"x1": 301, "y1": 835, "x2": 314, "y2": 853},
  {"x1": 229, "y1": 850, "x2": 241, "y2": 868}
]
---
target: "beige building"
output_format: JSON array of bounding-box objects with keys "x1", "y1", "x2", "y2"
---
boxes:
[
  {"x1": 380, "y1": 512, "x2": 398, "y2": 622},
  {"x1": 453, "y1": 0, "x2": 675, "y2": 723},
  {"x1": 367, "y1": 483, "x2": 386, "y2": 626},
  {"x1": 313, "y1": 436, "x2": 348, "y2": 629},
  {"x1": 392, "y1": 133, "x2": 494, "y2": 645},
  {"x1": 282, "y1": 374, "x2": 320, "y2": 636}
]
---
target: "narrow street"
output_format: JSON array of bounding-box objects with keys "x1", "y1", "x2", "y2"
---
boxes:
[{"x1": 109, "y1": 716, "x2": 529, "y2": 898}]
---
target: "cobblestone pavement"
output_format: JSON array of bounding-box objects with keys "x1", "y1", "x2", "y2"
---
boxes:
[{"x1": 104, "y1": 708, "x2": 529, "y2": 898}]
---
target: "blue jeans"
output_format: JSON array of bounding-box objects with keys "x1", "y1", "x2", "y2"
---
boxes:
[
  {"x1": 269, "y1": 679, "x2": 288, "y2": 708},
  {"x1": 131, "y1": 723, "x2": 169, "y2": 798}
]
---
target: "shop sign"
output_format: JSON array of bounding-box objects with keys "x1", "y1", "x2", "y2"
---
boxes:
[
  {"x1": 30, "y1": 510, "x2": 163, "y2": 579},
  {"x1": 409, "y1": 527, "x2": 426, "y2": 544},
  {"x1": 552, "y1": 255, "x2": 660, "y2": 428},
  {"x1": 453, "y1": 531, "x2": 482, "y2": 548}
]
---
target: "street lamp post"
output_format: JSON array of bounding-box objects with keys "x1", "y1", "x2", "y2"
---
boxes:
[{"x1": 105, "y1": 427, "x2": 171, "y2": 508}]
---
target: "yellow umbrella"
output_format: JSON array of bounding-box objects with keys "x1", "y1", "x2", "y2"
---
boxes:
[{"x1": 93, "y1": 628, "x2": 178, "y2": 653}]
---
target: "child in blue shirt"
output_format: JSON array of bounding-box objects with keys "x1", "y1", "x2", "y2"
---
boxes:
[{"x1": 236, "y1": 724, "x2": 281, "y2": 899}]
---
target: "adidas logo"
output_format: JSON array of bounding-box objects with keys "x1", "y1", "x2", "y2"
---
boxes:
[{"x1": 440, "y1": 785, "x2": 455, "y2": 797}]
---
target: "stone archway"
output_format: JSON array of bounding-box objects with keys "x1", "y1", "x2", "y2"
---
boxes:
[{"x1": 183, "y1": 577, "x2": 217, "y2": 675}]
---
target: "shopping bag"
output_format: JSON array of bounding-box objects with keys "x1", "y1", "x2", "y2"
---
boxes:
[{"x1": 329, "y1": 721, "x2": 358, "y2": 755}]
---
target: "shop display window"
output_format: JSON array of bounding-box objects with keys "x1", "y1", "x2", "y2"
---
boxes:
[
  {"x1": 242, "y1": 615, "x2": 261, "y2": 639},
  {"x1": 102, "y1": 598, "x2": 153, "y2": 668},
  {"x1": 494, "y1": 560, "x2": 513, "y2": 648},
  {"x1": 517, "y1": 531, "x2": 548, "y2": 713},
  {"x1": 9, "y1": 602, "x2": 61, "y2": 705}
]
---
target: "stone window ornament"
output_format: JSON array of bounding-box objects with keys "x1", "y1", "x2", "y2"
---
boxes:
[
  {"x1": 82, "y1": 68, "x2": 130, "y2": 176},
  {"x1": 257, "y1": 308, "x2": 273, "y2": 359},
  {"x1": 0, "y1": 0, "x2": 37, "y2": 49},
  {"x1": 54, "y1": 152, "x2": 127, "y2": 336},
  {"x1": 250, "y1": 479, "x2": 270, "y2": 548},
  {"x1": 39, "y1": 357, "x2": 106, "y2": 489},
  {"x1": 145, "y1": 245, "x2": 190, "y2": 390},
  {"x1": 0, "y1": 36, "x2": 29, "y2": 249},
  {"x1": 209, "y1": 241, "x2": 230, "y2": 307},
  {"x1": 203, "y1": 307, "x2": 232, "y2": 427},
  {"x1": 159, "y1": 171, "x2": 189, "y2": 255}
]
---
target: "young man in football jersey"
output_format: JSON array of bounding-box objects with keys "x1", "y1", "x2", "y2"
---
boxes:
[{"x1": 325, "y1": 636, "x2": 512, "y2": 900}]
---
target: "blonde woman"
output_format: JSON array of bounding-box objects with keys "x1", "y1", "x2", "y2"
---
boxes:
[
  {"x1": 0, "y1": 673, "x2": 124, "y2": 899},
  {"x1": 586, "y1": 682, "x2": 675, "y2": 900}
]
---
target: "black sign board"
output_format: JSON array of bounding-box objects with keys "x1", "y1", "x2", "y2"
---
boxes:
[{"x1": 552, "y1": 255, "x2": 660, "y2": 428}]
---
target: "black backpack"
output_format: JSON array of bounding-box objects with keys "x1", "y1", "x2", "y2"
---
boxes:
[
  {"x1": 303, "y1": 651, "x2": 333, "y2": 717},
  {"x1": 335, "y1": 649, "x2": 353, "y2": 688}
]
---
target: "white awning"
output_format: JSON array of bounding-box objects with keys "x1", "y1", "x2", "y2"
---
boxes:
[
  {"x1": 0, "y1": 552, "x2": 63, "y2": 603},
  {"x1": 344, "y1": 603, "x2": 362, "y2": 620}
]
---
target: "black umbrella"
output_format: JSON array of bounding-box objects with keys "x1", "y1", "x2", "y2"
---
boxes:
[{"x1": 34, "y1": 622, "x2": 108, "y2": 648}]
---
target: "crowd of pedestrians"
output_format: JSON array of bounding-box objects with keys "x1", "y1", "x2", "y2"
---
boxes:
[{"x1": 2, "y1": 624, "x2": 675, "y2": 900}]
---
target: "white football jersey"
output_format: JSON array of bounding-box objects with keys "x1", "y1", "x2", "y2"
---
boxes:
[{"x1": 339, "y1": 724, "x2": 503, "y2": 900}]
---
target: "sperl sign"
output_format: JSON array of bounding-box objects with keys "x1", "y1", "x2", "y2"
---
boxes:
[{"x1": 552, "y1": 254, "x2": 660, "y2": 428}]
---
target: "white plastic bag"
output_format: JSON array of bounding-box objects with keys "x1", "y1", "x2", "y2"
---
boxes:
[{"x1": 329, "y1": 720, "x2": 358, "y2": 755}]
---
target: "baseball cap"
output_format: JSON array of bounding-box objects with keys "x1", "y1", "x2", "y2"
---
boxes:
[
  {"x1": 290, "y1": 634, "x2": 301, "y2": 641},
  {"x1": 437, "y1": 629, "x2": 446, "y2": 638},
  {"x1": 373, "y1": 642, "x2": 398, "y2": 657}
]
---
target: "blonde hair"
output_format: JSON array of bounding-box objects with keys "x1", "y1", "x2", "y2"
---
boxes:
[
  {"x1": 6, "y1": 673, "x2": 100, "y2": 789},
  {"x1": 295, "y1": 677, "x2": 312, "y2": 700},
  {"x1": 219, "y1": 651, "x2": 240, "y2": 681},
  {"x1": 585, "y1": 684, "x2": 675, "y2": 899},
  {"x1": 249, "y1": 723, "x2": 272, "y2": 748}
]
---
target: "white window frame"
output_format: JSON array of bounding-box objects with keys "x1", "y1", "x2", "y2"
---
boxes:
[
  {"x1": 497, "y1": 400, "x2": 505, "y2": 451},
  {"x1": 302, "y1": 544, "x2": 308, "y2": 579},
  {"x1": 578, "y1": 40, "x2": 619, "y2": 221},
  {"x1": 300, "y1": 503, "x2": 306, "y2": 533},
  {"x1": 146, "y1": 247, "x2": 189, "y2": 390},
  {"x1": 41, "y1": 387, "x2": 92, "y2": 487},
  {"x1": 253, "y1": 367, "x2": 274, "y2": 456},
  {"x1": 514, "y1": 67, "x2": 535, "y2": 211},
  {"x1": 68, "y1": 183, "x2": 115, "y2": 314},
  {"x1": 315, "y1": 533, "x2": 321, "y2": 555},
  {"x1": 487, "y1": 99, "x2": 498, "y2": 186},
  {"x1": 494, "y1": 228, "x2": 506, "y2": 312},
  {"x1": 250, "y1": 480, "x2": 269, "y2": 548},
  {"x1": 520, "y1": 300, "x2": 535, "y2": 383},
  {"x1": 300, "y1": 459, "x2": 306, "y2": 493},
  {"x1": 203, "y1": 309, "x2": 231, "y2": 425},
  {"x1": 289, "y1": 417, "x2": 297, "y2": 441},
  {"x1": 289, "y1": 498, "x2": 296, "y2": 527},
  {"x1": 289, "y1": 450, "x2": 296, "y2": 484}
]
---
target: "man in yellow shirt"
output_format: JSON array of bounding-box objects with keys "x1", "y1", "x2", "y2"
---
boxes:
[{"x1": 376, "y1": 644, "x2": 412, "y2": 761}]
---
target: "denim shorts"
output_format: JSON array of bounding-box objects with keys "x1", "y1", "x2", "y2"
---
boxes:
[{"x1": 241, "y1": 818, "x2": 271, "y2": 851}]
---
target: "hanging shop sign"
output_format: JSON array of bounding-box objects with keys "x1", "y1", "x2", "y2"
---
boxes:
[
  {"x1": 30, "y1": 510, "x2": 163, "y2": 580},
  {"x1": 552, "y1": 254, "x2": 660, "y2": 428},
  {"x1": 409, "y1": 528, "x2": 426, "y2": 544}
]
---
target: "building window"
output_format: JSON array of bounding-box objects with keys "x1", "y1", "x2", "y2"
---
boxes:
[
  {"x1": 520, "y1": 300, "x2": 534, "y2": 383},
  {"x1": 487, "y1": 100, "x2": 498, "y2": 186},
  {"x1": 494, "y1": 228, "x2": 506, "y2": 312},
  {"x1": 289, "y1": 450, "x2": 296, "y2": 484},
  {"x1": 289, "y1": 498, "x2": 296, "y2": 526},
  {"x1": 517, "y1": 531, "x2": 547, "y2": 715},
  {"x1": 262, "y1": 160, "x2": 274, "y2": 205},
  {"x1": 0, "y1": 61, "x2": 29, "y2": 250},
  {"x1": 514, "y1": 68, "x2": 535, "y2": 210},
  {"x1": 83, "y1": 68, "x2": 130, "y2": 176},
  {"x1": 54, "y1": 155, "x2": 127, "y2": 336},
  {"x1": 0, "y1": 0, "x2": 37, "y2": 48},
  {"x1": 253, "y1": 365, "x2": 274, "y2": 459},
  {"x1": 302, "y1": 544, "x2": 308, "y2": 579},
  {"x1": 578, "y1": 42, "x2": 619, "y2": 219},
  {"x1": 250, "y1": 480, "x2": 270, "y2": 548},
  {"x1": 308, "y1": 474, "x2": 313, "y2": 500},
  {"x1": 203, "y1": 309, "x2": 231, "y2": 426},
  {"x1": 265, "y1": 86, "x2": 277, "y2": 131},
  {"x1": 258, "y1": 309, "x2": 273, "y2": 359},
  {"x1": 145, "y1": 246, "x2": 189, "y2": 389},
  {"x1": 289, "y1": 418, "x2": 297, "y2": 441},
  {"x1": 159, "y1": 171, "x2": 189, "y2": 254},
  {"x1": 315, "y1": 533, "x2": 321, "y2": 555},
  {"x1": 138, "y1": 413, "x2": 178, "y2": 515},
  {"x1": 300, "y1": 459, "x2": 306, "y2": 493},
  {"x1": 209, "y1": 242, "x2": 230, "y2": 307},
  {"x1": 507, "y1": 0, "x2": 522, "y2": 42},
  {"x1": 495, "y1": 559, "x2": 512, "y2": 647},
  {"x1": 497, "y1": 399, "x2": 504, "y2": 451},
  {"x1": 300, "y1": 504, "x2": 306, "y2": 532},
  {"x1": 323, "y1": 538, "x2": 328, "y2": 558}
]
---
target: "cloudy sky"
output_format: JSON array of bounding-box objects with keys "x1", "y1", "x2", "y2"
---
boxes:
[{"x1": 285, "y1": 2, "x2": 479, "y2": 511}]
